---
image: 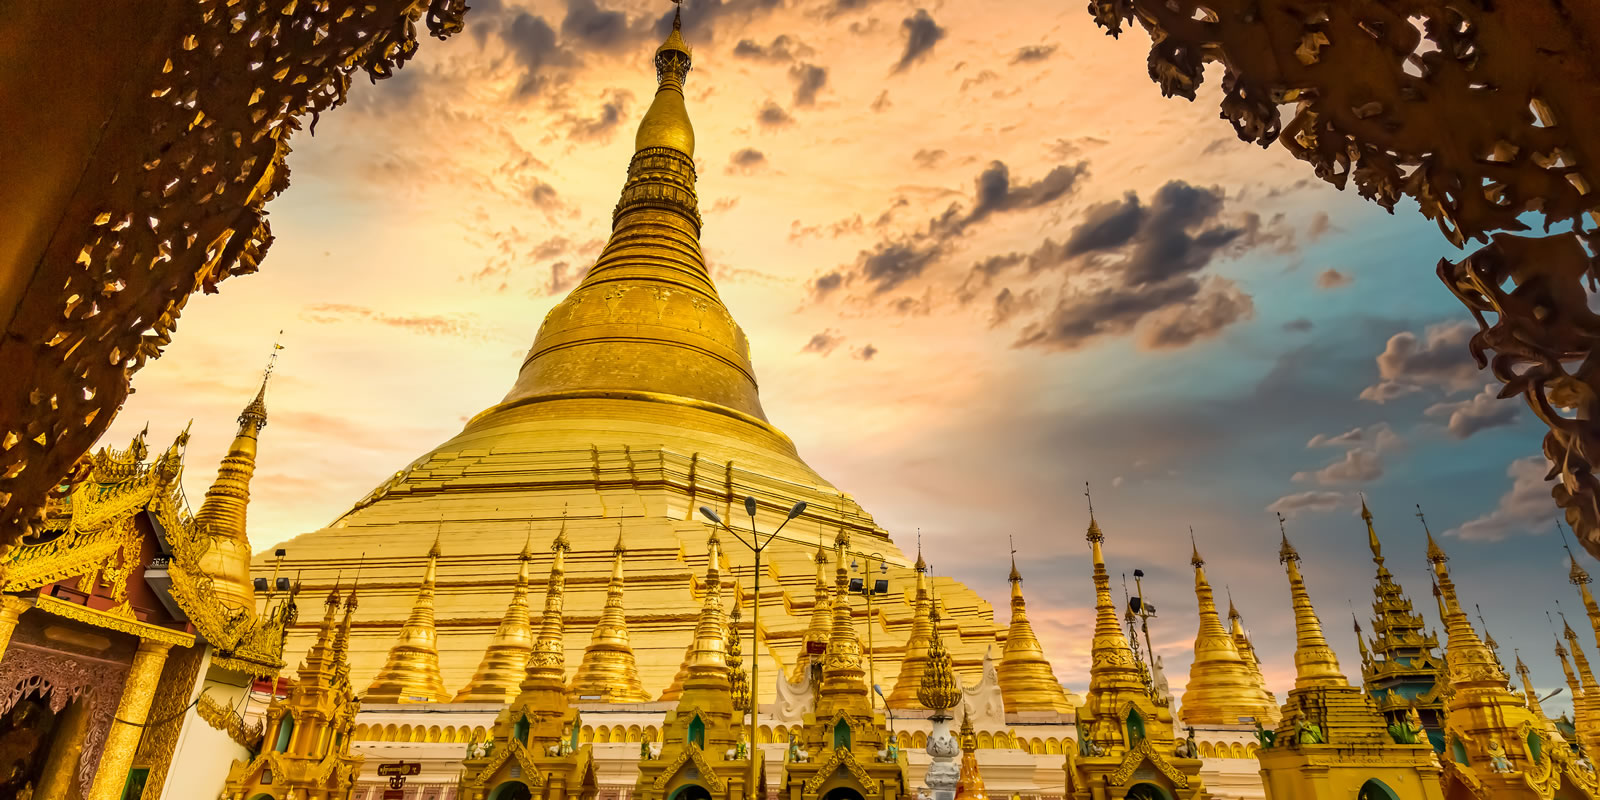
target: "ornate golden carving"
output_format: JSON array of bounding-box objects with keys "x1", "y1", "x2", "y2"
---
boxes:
[
  {"x1": 0, "y1": 641, "x2": 125, "y2": 798},
  {"x1": 32, "y1": 595, "x2": 193, "y2": 648},
  {"x1": 87, "y1": 640, "x2": 171, "y2": 800},
  {"x1": 650, "y1": 744, "x2": 728, "y2": 793},
  {"x1": 132, "y1": 644, "x2": 204, "y2": 799},
  {"x1": 1086, "y1": 0, "x2": 1600, "y2": 556},
  {"x1": 1107, "y1": 739, "x2": 1188, "y2": 789},
  {"x1": 802, "y1": 746, "x2": 881, "y2": 796},
  {"x1": 197, "y1": 692, "x2": 264, "y2": 750}
]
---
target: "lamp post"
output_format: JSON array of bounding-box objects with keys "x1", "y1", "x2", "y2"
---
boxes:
[
  {"x1": 850, "y1": 552, "x2": 889, "y2": 709},
  {"x1": 700, "y1": 496, "x2": 807, "y2": 800}
]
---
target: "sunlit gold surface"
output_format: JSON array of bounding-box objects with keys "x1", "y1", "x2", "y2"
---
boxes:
[
  {"x1": 1356, "y1": 501, "x2": 1442, "y2": 739},
  {"x1": 1257, "y1": 526, "x2": 1444, "y2": 800},
  {"x1": 792, "y1": 543, "x2": 833, "y2": 683},
  {"x1": 1276, "y1": 533, "x2": 1344, "y2": 690},
  {"x1": 569, "y1": 528, "x2": 650, "y2": 702},
  {"x1": 1425, "y1": 530, "x2": 1593, "y2": 798},
  {"x1": 223, "y1": 586, "x2": 364, "y2": 799},
  {"x1": 363, "y1": 537, "x2": 450, "y2": 703},
  {"x1": 454, "y1": 537, "x2": 535, "y2": 703},
  {"x1": 997, "y1": 559, "x2": 1073, "y2": 713},
  {"x1": 192, "y1": 381, "x2": 267, "y2": 614},
  {"x1": 1225, "y1": 598, "x2": 1280, "y2": 727},
  {"x1": 256, "y1": 19, "x2": 1010, "y2": 699},
  {"x1": 917, "y1": 598, "x2": 960, "y2": 712},
  {"x1": 1179, "y1": 544, "x2": 1278, "y2": 726},
  {"x1": 956, "y1": 714, "x2": 988, "y2": 800},
  {"x1": 87, "y1": 640, "x2": 171, "y2": 800},
  {"x1": 888, "y1": 550, "x2": 934, "y2": 709},
  {"x1": 1067, "y1": 510, "x2": 1203, "y2": 800}
]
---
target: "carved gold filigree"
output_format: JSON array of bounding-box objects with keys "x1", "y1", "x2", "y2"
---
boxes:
[
  {"x1": 32, "y1": 595, "x2": 193, "y2": 647},
  {"x1": 0, "y1": 0, "x2": 469, "y2": 555},
  {"x1": 0, "y1": 641, "x2": 127, "y2": 798},
  {"x1": 1106, "y1": 738, "x2": 1189, "y2": 789},
  {"x1": 463, "y1": 740, "x2": 547, "y2": 790},
  {"x1": 133, "y1": 644, "x2": 205, "y2": 799},
  {"x1": 197, "y1": 692, "x2": 264, "y2": 750},
  {"x1": 651, "y1": 743, "x2": 728, "y2": 793},
  {"x1": 802, "y1": 746, "x2": 881, "y2": 796},
  {"x1": 1085, "y1": 0, "x2": 1600, "y2": 557}
]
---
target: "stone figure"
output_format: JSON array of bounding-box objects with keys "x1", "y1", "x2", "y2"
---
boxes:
[{"x1": 1487, "y1": 737, "x2": 1514, "y2": 773}]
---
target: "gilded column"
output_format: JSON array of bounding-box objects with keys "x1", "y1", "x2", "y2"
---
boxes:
[
  {"x1": 35, "y1": 694, "x2": 91, "y2": 799},
  {"x1": 0, "y1": 595, "x2": 31, "y2": 655},
  {"x1": 88, "y1": 639, "x2": 173, "y2": 800}
]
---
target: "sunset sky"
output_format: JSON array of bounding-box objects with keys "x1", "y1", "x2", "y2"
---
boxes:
[{"x1": 101, "y1": 0, "x2": 1581, "y2": 711}]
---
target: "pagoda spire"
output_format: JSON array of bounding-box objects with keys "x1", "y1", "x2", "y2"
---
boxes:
[
  {"x1": 1355, "y1": 498, "x2": 1444, "y2": 737},
  {"x1": 1277, "y1": 515, "x2": 1347, "y2": 690},
  {"x1": 364, "y1": 534, "x2": 450, "y2": 703},
  {"x1": 333, "y1": 578, "x2": 358, "y2": 687},
  {"x1": 523, "y1": 518, "x2": 572, "y2": 695},
  {"x1": 1084, "y1": 496, "x2": 1143, "y2": 695},
  {"x1": 791, "y1": 537, "x2": 833, "y2": 682},
  {"x1": 817, "y1": 528, "x2": 870, "y2": 716},
  {"x1": 918, "y1": 588, "x2": 961, "y2": 713},
  {"x1": 454, "y1": 533, "x2": 536, "y2": 703},
  {"x1": 300, "y1": 580, "x2": 343, "y2": 678},
  {"x1": 727, "y1": 602, "x2": 751, "y2": 714},
  {"x1": 685, "y1": 528, "x2": 731, "y2": 690},
  {"x1": 193, "y1": 344, "x2": 279, "y2": 613},
  {"x1": 1558, "y1": 521, "x2": 1600, "y2": 659},
  {"x1": 1182, "y1": 531, "x2": 1280, "y2": 725},
  {"x1": 887, "y1": 537, "x2": 935, "y2": 708},
  {"x1": 1562, "y1": 613, "x2": 1600, "y2": 697},
  {"x1": 998, "y1": 538, "x2": 1073, "y2": 712},
  {"x1": 1227, "y1": 588, "x2": 1281, "y2": 725},
  {"x1": 569, "y1": 524, "x2": 650, "y2": 702},
  {"x1": 1516, "y1": 651, "x2": 1553, "y2": 722},
  {"x1": 955, "y1": 712, "x2": 990, "y2": 800}
]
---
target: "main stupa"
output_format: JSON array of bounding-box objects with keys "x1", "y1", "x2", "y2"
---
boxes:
[{"x1": 257, "y1": 18, "x2": 1060, "y2": 706}]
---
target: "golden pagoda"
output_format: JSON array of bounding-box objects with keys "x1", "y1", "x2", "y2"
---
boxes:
[
  {"x1": 779, "y1": 529, "x2": 909, "y2": 800},
  {"x1": 1179, "y1": 536, "x2": 1279, "y2": 726},
  {"x1": 1422, "y1": 512, "x2": 1598, "y2": 800},
  {"x1": 192, "y1": 380, "x2": 268, "y2": 614},
  {"x1": 1356, "y1": 499, "x2": 1445, "y2": 748},
  {"x1": 362, "y1": 535, "x2": 450, "y2": 703},
  {"x1": 460, "y1": 526, "x2": 599, "y2": 800},
  {"x1": 221, "y1": 585, "x2": 364, "y2": 800},
  {"x1": 792, "y1": 541, "x2": 834, "y2": 684},
  {"x1": 886, "y1": 544, "x2": 933, "y2": 709},
  {"x1": 1065, "y1": 495, "x2": 1204, "y2": 800},
  {"x1": 1254, "y1": 518, "x2": 1444, "y2": 800},
  {"x1": 955, "y1": 713, "x2": 989, "y2": 800},
  {"x1": 997, "y1": 554, "x2": 1074, "y2": 713},
  {"x1": 635, "y1": 526, "x2": 763, "y2": 800},
  {"x1": 454, "y1": 534, "x2": 536, "y2": 703},
  {"x1": 1556, "y1": 630, "x2": 1600, "y2": 755},
  {"x1": 568, "y1": 525, "x2": 651, "y2": 702},
  {"x1": 255, "y1": 0, "x2": 1009, "y2": 700},
  {"x1": 1225, "y1": 591, "x2": 1280, "y2": 726}
]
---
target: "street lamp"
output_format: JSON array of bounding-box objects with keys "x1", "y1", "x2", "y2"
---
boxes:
[
  {"x1": 700, "y1": 496, "x2": 807, "y2": 800},
  {"x1": 850, "y1": 553, "x2": 890, "y2": 708}
]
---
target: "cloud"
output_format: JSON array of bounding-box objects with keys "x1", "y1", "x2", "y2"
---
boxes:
[
  {"x1": 562, "y1": 90, "x2": 631, "y2": 142},
  {"x1": 1446, "y1": 456, "x2": 1556, "y2": 541},
  {"x1": 1136, "y1": 279, "x2": 1255, "y2": 350},
  {"x1": 726, "y1": 147, "x2": 767, "y2": 174},
  {"x1": 850, "y1": 241, "x2": 943, "y2": 294},
  {"x1": 871, "y1": 90, "x2": 891, "y2": 112},
  {"x1": 790, "y1": 63, "x2": 828, "y2": 106},
  {"x1": 1011, "y1": 44, "x2": 1058, "y2": 64},
  {"x1": 812, "y1": 271, "x2": 845, "y2": 297},
  {"x1": 854, "y1": 344, "x2": 879, "y2": 361},
  {"x1": 560, "y1": 0, "x2": 634, "y2": 52},
  {"x1": 1307, "y1": 211, "x2": 1334, "y2": 241},
  {"x1": 1315, "y1": 268, "x2": 1352, "y2": 290},
  {"x1": 502, "y1": 12, "x2": 576, "y2": 98},
  {"x1": 1292, "y1": 447, "x2": 1384, "y2": 484},
  {"x1": 913, "y1": 149, "x2": 946, "y2": 169},
  {"x1": 733, "y1": 34, "x2": 811, "y2": 62},
  {"x1": 1425, "y1": 384, "x2": 1521, "y2": 439},
  {"x1": 893, "y1": 9, "x2": 946, "y2": 73},
  {"x1": 756, "y1": 101, "x2": 794, "y2": 128},
  {"x1": 1306, "y1": 422, "x2": 1400, "y2": 451},
  {"x1": 1268, "y1": 491, "x2": 1349, "y2": 516},
  {"x1": 301, "y1": 304, "x2": 485, "y2": 338},
  {"x1": 1283, "y1": 317, "x2": 1313, "y2": 333},
  {"x1": 801, "y1": 329, "x2": 844, "y2": 355},
  {"x1": 1359, "y1": 321, "x2": 1481, "y2": 403}
]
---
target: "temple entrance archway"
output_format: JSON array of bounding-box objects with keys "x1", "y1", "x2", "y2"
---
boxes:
[
  {"x1": 823, "y1": 787, "x2": 866, "y2": 800},
  {"x1": 1125, "y1": 784, "x2": 1172, "y2": 800},
  {"x1": 0, "y1": 692, "x2": 61, "y2": 798},
  {"x1": 669, "y1": 784, "x2": 711, "y2": 800},
  {"x1": 490, "y1": 781, "x2": 534, "y2": 800},
  {"x1": 1358, "y1": 780, "x2": 1401, "y2": 800}
]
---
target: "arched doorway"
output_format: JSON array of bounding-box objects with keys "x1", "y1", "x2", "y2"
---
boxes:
[
  {"x1": 0, "y1": 692, "x2": 65, "y2": 797},
  {"x1": 670, "y1": 784, "x2": 712, "y2": 800},
  {"x1": 1125, "y1": 784, "x2": 1171, "y2": 800},
  {"x1": 490, "y1": 782, "x2": 534, "y2": 800},
  {"x1": 823, "y1": 788, "x2": 866, "y2": 800},
  {"x1": 1358, "y1": 780, "x2": 1400, "y2": 800}
]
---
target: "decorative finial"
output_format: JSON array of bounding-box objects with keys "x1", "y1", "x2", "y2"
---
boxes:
[
  {"x1": 1084, "y1": 482, "x2": 1104, "y2": 543},
  {"x1": 1417, "y1": 504, "x2": 1447, "y2": 564},
  {"x1": 1359, "y1": 492, "x2": 1372, "y2": 520},
  {"x1": 1277, "y1": 513, "x2": 1299, "y2": 563},
  {"x1": 554, "y1": 503, "x2": 571, "y2": 551},
  {"x1": 915, "y1": 529, "x2": 926, "y2": 572},
  {"x1": 1560, "y1": 519, "x2": 1592, "y2": 585},
  {"x1": 1226, "y1": 585, "x2": 1240, "y2": 620},
  {"x1": 1189, "y1": 526, "x2": 1203, "y2": 568},
  {"x1": 429, "y1": 517, "x2": 444, "y2": 557},
  {"x1": 615, "y1": 519, "x2": 627, "y2": 555},
  {"x1": 1008, "y1": 535, "x2": 1021, "y2": 583}
]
